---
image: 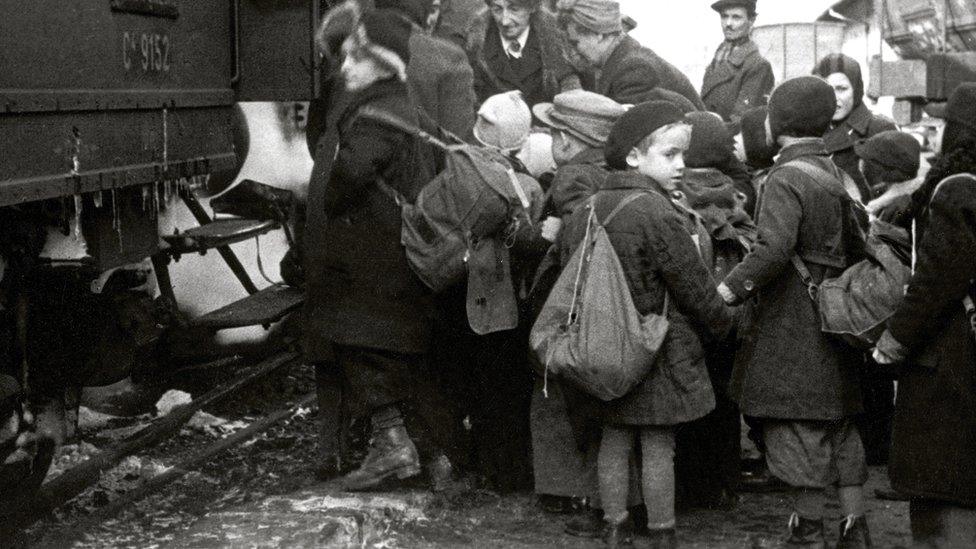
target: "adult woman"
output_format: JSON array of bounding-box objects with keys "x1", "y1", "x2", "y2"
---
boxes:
[{"x1": 873, "y1": 83, "x2": 976, "y2": 548}]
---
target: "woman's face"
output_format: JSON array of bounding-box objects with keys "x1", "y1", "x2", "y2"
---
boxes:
[{"x1": 827, "y1": 72, "x2": 856, "y2": 122}]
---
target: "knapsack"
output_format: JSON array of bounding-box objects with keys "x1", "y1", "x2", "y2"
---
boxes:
[
  {"x1": 357, "y1": 106, "x2": 533, "y2": 335},
  {"x1": 529, "y1": 192, "x2": 670, "y2": 401},
  {"x1": 785, "y1": 160, "x2": 912, "y2": 349}
]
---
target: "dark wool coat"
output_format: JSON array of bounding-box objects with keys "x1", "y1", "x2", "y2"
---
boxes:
[
  {"x1": 592, "y1": 36, "x2": 706, "y2": 110},
  {"x1": 824, "y1": 102, "x2": 897, "y2": 202},
  {"x1": 558, "y1": 173, "x2": 733, "y2": 426},
  {"x1": 303, "y1": 79, "x2": 435, "y2": 357},
  {"x1": 550, "y1": 148, "x2": 609, "y2": 218},
  {"x1": 886, "y1": 173, "x2": 976, "y2": 507},
  {"x1": 701, "y1": 39, "x2": 774, "y2": 124},
  {"x1": 724, "y1": 139, "x2": 865, "y2": 420},
  {"x1": 407, "y1": 31, "x2": 477, "y2": 141},
  {"x1": 470, "y1": 10, "x2": 578, "y2": 107}
]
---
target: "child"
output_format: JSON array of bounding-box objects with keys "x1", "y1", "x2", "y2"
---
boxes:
[
  {"x1": 558, "y1": 101, "x2": 733, "y2": 546},
  {"x1": 855, "y1": 130, "x2": 923, "y2": 224}
]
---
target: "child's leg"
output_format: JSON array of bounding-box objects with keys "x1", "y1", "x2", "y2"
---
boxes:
[
  {"x1": 639, "y1": 426, "x2": 677, "y2": 530},
  {"x1": 598, "y1": 425, "x2": 634, "y2": 524}
]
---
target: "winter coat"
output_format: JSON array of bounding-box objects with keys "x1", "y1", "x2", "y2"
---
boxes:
[
  {"x1": 591, "y1": 36, "x2": 705, "y2": 110},
  {"x1": 557, "y1": 172, "x2": 733, "y2": 426},
  {"x1": 724, "y1": 139, "x2": 866, "y2": 420},
  {"x1": 469, "y1": 10, "x2": 579, "y2": 107},
  {"x1": 824, "y1": 102, "x2": 897, "y2": 202},
  {"x1": 407, "y1": 31, "x2": 477, "y2": 141},
  {"x1": 701, "y1": 39, "x2": 774, "y2": 124},
  {"x1": 886, "y1": 173, "x2": 976, "y2": 507},
  {"x1": 550, "y1": 148, "x2": 609, "y2": 219},
  {"x1": 303, "y1": 79, "x2": 436, "y2": 357}
]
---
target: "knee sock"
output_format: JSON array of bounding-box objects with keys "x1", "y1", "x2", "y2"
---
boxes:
[
  {"x1": 838, "y1": 485, "x2": 865, "y2": 518},
  {"x1": 598, "y1": 425, "x2": 633, "y2": 524},
  {"x1": 639, "y1": 427, "x2": 677, "y2": 530}
]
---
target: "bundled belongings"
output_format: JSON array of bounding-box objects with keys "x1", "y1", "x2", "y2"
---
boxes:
[
  {"x1": 529, "y1": 193, "x2": 669, "y2": 401},
  {"x1": 785, "y1": 160, "x2": 911, "y2": 349},
  {"x1": 357, "y1": 106, "x2": 535, "y2": 334}
]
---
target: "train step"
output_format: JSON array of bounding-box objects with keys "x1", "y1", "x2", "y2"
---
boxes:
[
  {"x1": 161, "y1": 218, "x2": 278, "y2": 255},
  {"x1": 190, "y1": 284, "x2": 304, "y2": 330}
]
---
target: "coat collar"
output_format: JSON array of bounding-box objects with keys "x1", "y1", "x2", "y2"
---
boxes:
[
  {"x1": 839, "y1": 102, "x2": 873, "y2": 135},
  {"x1": 774, "y1": 138, "x2": 829, "y2": 166},
  {"x1": 726, "y1": 39, "x2": 760, "y2": 68}
]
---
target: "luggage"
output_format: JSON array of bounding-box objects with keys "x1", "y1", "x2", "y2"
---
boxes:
[
  {"x1": 358, "y1": 107, "x2": 532, "y2": 334},
  {"x1": 529, "y1": 192, "x2": 669, "y2": 401},
  {"x1": 785, "y1": 160, "x2": 910, "y2": 349}
]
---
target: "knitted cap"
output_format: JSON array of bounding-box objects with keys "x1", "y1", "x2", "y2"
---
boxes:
[
  {"x1": 351, "y1": 9, "x2": 413, "y2": 81},
  {"x1": 532, "y1": 89, "x2": 628, "y2": 147},
  {"x1": 768, "y1": 76, "x2": 836, "y2": 140},
  {"x1": 813, "y1": 53, "x2": 864, "y2": 110},
  {"x1": 605, "y1": 101, "x2": 686, "y2": 170},
  {"x1": 684, "y1": 111, "x2": 734, "y2": 169},
  {"x1": 739, "y1": 106, "x2": 775, "y2": 168},
  {"x1": 711, "y1": 0, "x2": 757, "y2": 14},
  {"x1": 474, "y1": 91, "x2": 533, "y2": 152},
  {"x1": 945, "y1": 83, "x2": 976, "y2": 131},
  {"x1": 561, "y1": 0, "x2": 623, "y2": 34},
  {"x1": 854, "y1": 130, "x2": 921, "y2": 183}
]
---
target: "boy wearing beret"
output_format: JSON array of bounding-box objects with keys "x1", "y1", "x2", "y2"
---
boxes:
[
  {"x1": 557, "y1": 101, "x2": 733, "y2": 546},
  {"x1": 717, "y1": 77, "x2": 871, "y2": 547}
]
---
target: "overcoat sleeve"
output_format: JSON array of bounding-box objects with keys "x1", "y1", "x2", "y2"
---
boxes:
[
  {"x1": 324, "y1": 119, "x2": 404, "y2": 216},
  {"x1": 888, "y1": 177, "x2": 976, "y2": 350},
  {"x1": 646, "y1": 204, "x2": 733, "y2": 342},
  {"x1": 723, "y1": 169, "x2": 802, "y2": 300}
]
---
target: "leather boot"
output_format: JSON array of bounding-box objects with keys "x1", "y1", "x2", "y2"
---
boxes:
[
  {"x1": 785, "y1": 513, "x2": 826, "y2": 548},
  {"x1": 836, "y1": 515, "x2": 872, "y2": 548},
  {"x1": 645, "y1": 528, "x2": 677, "y2": 549},
  {"x1": 427, "y1": 453, "x2": 456, "y2": 492},
  {"x1": 339, "y1": 424, "x2": 420, "y2": 490}
]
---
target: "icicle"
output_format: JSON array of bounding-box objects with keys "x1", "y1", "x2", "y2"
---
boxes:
[
  {"x1": 93, "y1": 190, "x2": 103, "y2": 209},
  {"x1": 142, "y1": 185, "x2": 150, "y2": 211},
  {"x1": 112, "y1": 187, "x2": 123, "y2": 250},
  {"x1": 73, "y1": 194, "x2": 83, "y2": 240}
]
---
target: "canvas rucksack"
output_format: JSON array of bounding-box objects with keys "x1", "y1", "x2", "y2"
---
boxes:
[
  {"x1": 529, "y1": 192, "x2": 670, "y2": 401},
  {"x1": 356, "y1": 106, "x2": 533, "y2": 335},
  {"x1": 785, "y1": 160, "x2": 912, "y2": 349}
]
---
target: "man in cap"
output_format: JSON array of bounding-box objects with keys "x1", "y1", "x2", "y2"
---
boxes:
[
  {"x1": 718, "y1": 76, "x2": 872, "y2": 547},
  {"x1": 562, "y1": 0, "x2": 705, "y2": 109},
  {"x1": 701, "y1": 0, "x2": 774, "y2": 128}
]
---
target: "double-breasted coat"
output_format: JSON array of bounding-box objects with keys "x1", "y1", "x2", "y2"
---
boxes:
[
  {"x1": 557, "y1": 173, "x2": 733, "y2": 426},
  {"x1": 592, "y1": 36, "x2": 706, "y2": 110},
  {"x1": 700, "y1": 39, "x2": 774, "y2": 124},
  {"x1": 723, "y1": 139, "x2": 866, "y2": 420},
  {"x1": 885, "y1": 173, "x2": 976, "y2": 507}
]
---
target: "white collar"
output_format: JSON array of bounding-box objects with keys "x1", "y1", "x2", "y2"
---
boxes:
[{"x1": 500, "y1": 26, "x2": 530, "y2": 58}]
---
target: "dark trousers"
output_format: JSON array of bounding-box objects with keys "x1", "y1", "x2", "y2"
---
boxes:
[
  {"x1": 855, "y1": 364, "x2": 895, "y2": 465},
  {"x1": 910, "y1": 499, "x2": 976, "y2": 548}
]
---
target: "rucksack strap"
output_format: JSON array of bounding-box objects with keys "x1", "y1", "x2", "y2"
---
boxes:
[
  {"x1": 599, "y1": 191, "x2": 649, "y2": 227},
  {"x1": 783, "y1": 159, "x2": 864, "y2": 209},
  {"x1": 357, "y1": 106, "x2": 459, "y2": 152}
]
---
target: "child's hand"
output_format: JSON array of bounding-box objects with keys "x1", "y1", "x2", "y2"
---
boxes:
[
  {"x1": 541, "y1": 216, "x2": 563, "y2": 243},
  {"x1": 717, "y1": 282, "x2": 736, "y2": 305}
]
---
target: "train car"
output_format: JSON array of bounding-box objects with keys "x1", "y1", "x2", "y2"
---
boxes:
[{"x1": 1, "y1": 0, "x2": 328, "y2": 509}]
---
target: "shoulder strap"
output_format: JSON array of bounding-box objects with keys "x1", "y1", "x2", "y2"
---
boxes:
[
  {"x1": 783, "y1": 159, "x2": 861, "y2": 206},
  {"x1": 600, "y1": 191, "x2": 649, "y2": 227},
  {"x1": 357, "y1": 106, "x2": 454, "y2": 152}
]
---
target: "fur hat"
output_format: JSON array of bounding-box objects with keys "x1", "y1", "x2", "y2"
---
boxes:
[
  {"x1": 350, "y1": 9, "x2": 413, "y2": 81},
  {"x1": 474, "y1": 91, "x2": 533, "y2": 152},
  {"x1": 768, "y1": 76, "x2": 836, "y2": 140},
  {"x1": 813, "y1": 53, "x2": 864, "y2": 110},
  {"x1": 605, "y1": 101, "x2": 686, "y2": 170},
  {"x1": 315, "y1": 0, "x2": 363, "y2": 60},
  {"x1": 854, "y1": 130, "x2": 921, "y2": 183}
]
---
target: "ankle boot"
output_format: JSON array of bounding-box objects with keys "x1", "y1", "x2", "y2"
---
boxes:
[
  {"x1": 836, "y1": 515, "x2": 872, "y2": 548},
  {"x1": 645, "y1": 527, "x2": 677, "y2": 549},
  {"x1": 339, "y1": 424, "x2": 420, "y2": 490},
  {"x1": 601, "y1": 514, "x2": 634, "y2": 548},
  {"x1": 785, "y1": 513, "x2": 826, "y2": 548}
]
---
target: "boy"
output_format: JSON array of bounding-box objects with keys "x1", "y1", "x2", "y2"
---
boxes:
[
  {"x1": 718, "y1": 76, "x2": 871, "y2": 547},
  {"x1": 558, "y1": 101, "x2": 732, "y2": 546}
]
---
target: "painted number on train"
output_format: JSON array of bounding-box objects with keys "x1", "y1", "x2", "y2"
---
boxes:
[{"x1": 122, "y1": 32, "x2": 171, "y2": 72}]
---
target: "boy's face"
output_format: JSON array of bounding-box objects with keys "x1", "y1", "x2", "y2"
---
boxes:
[
  {"x1": 627, "y1": 124, "x2": 691, "y2": 187},
  {"x1": 551, "y1": 129, "x2": 590, "y2": 166}
]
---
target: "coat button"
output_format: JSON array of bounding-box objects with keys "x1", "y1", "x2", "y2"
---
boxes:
[{"x1": 744, "y1": 280, "x2": 755, "y2": 291}]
